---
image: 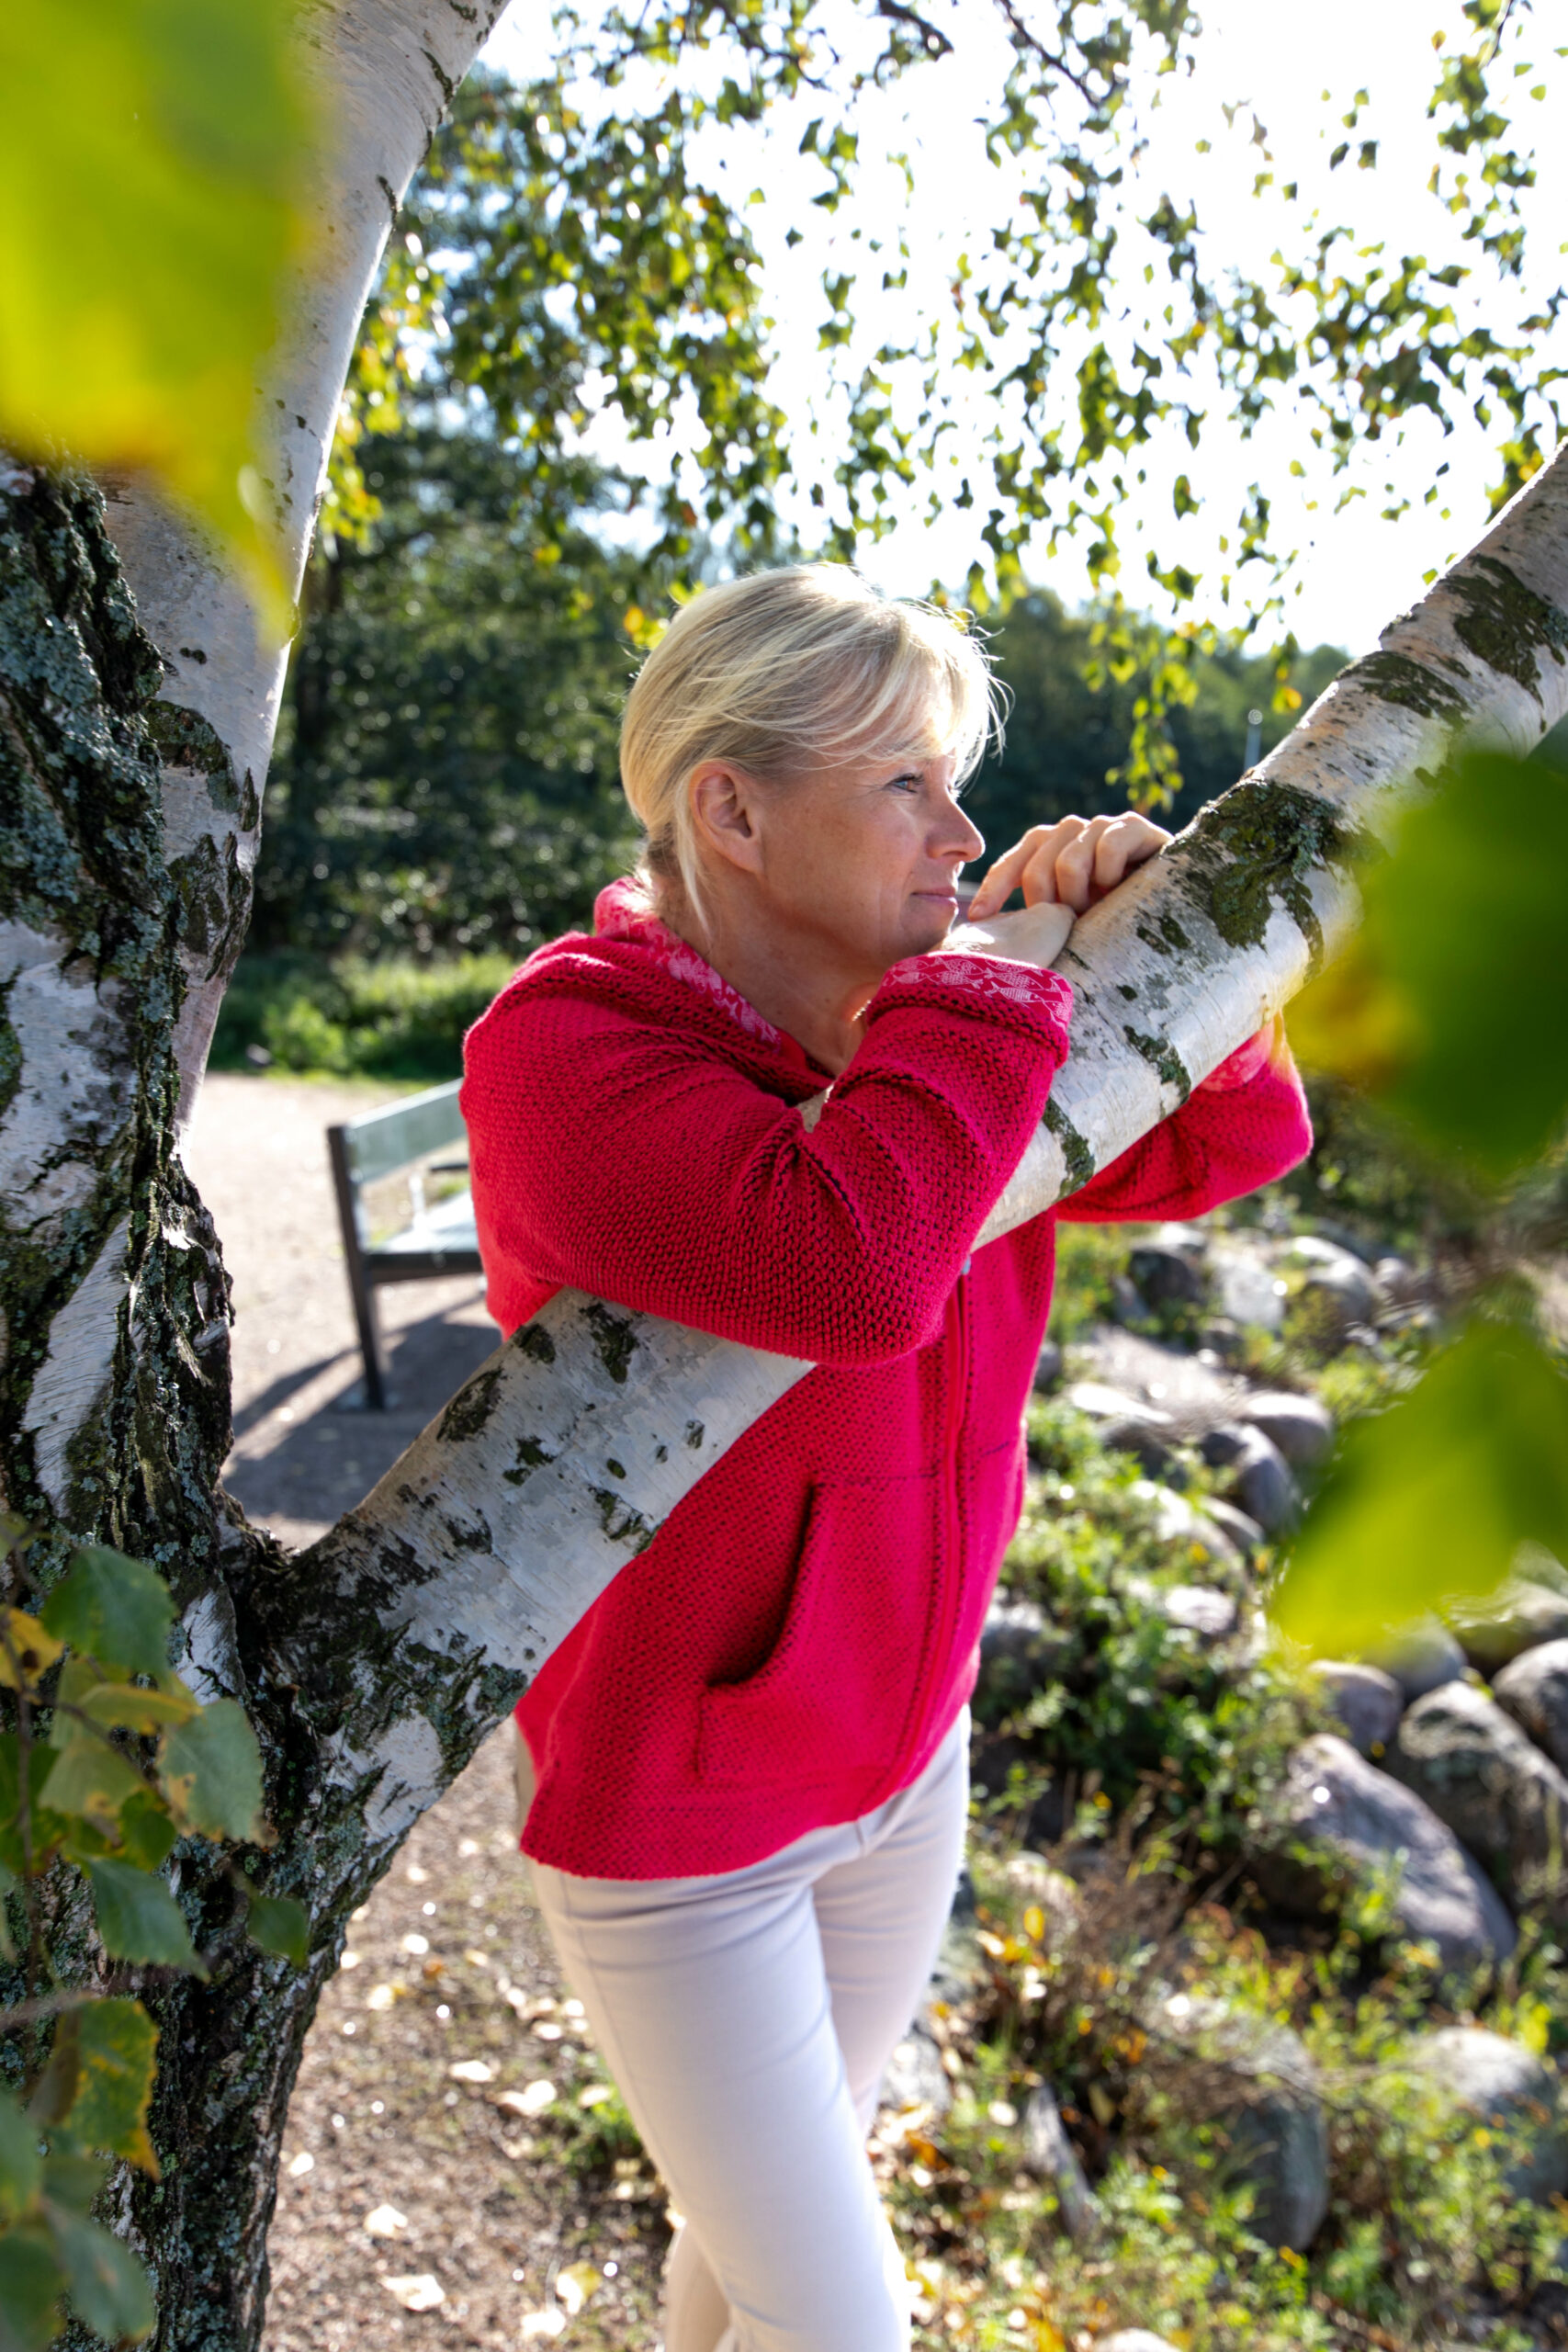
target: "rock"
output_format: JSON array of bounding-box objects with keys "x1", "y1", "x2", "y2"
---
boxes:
[
  {"x1": 1129, "y1": 1235, "x2": 1209, "y2": 1309},
  {"x1": 1020, "y1": 2083, "x2": 1101, "y2": 2240},
  {"x1": 1160, "y1": 1584, "x2": 1239, "y2": 1639},
  {"x1": 1283, "y1": 1237, "x2": 1383, "y2": 1330},
  {"x1": 1154, "y1": 1993, "x2": 1328, "y2": 2249},
  {"x1": 1099, "y1": 1410, "x2": 1180, "y2": 1478},
  {"x1": 1109, "y1": 1272, "x2": 1149, "y2": 1327},
  {"x1": 978, "y1": 1598, "x2": 1068, "y2": 1712},
  {"x1": 1253, "y1": 1735, "x2": 1517, "y2": 1973},
  {"x1": 1033, "y1": 1339, "x2": 1064, "y2": 1393},
  {"x1": 1209, "y1": 1241, "x2": 1286, "y2": 1333},
  {"x1": 1408, "y1": 2028, "x2": 1568, "y2": 2202},
  {"x1": 1066, "y1": 1379, "x2": 1149, "y2": 1423},
  {"x1": 1388, "y1": 1681, "x2": 1568, "y2": 1923},
  {"x1": 1068, "y1": 1328, "x2": 1234, "y2": 1417},
  {"x1": 1202, "y1": 1498, "x2": 1266, "y2": 1555},
  {"x1": 1364, "y1": 1617, "x2": 1469, "y2": 1703},
  {"x1": 1129, "y1": 1481, "x2": 1241, "y2": 1565},
  {"x1": 1237, "y1": 1391, "x2": 1335, "y2": 1470},
  {"x1": 1308, "y1": 1662, "x2": 1403, "y2": 1758},
  {"x1": 881, "y1": 2025, "x2": 951, "y2": 2120},
  {"x1": 1198, "y1": 1424, "x2": 1300, "y2": 1534},
  {"x1": 1448, "y1": 1581, "x2": 1568, "y2": 1674},
  {"x1": 1495, "y1": 1638, "x2": 1568, "y2": 1775}
]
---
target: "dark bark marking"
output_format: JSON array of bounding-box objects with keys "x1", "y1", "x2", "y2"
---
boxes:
[
  {"x1": 1346, "y1": 649, "x2": 1469, "y2": 722},
  {"x1": 582, "y1": 1299, "x2": 637, "y2": 1385},
  {"x1": 1447, "y1": 555, "x2": 1568, "y2": 705},
  {"x1": 1122, "y1": 1026, "x2": 1192, "y2": 1105}
]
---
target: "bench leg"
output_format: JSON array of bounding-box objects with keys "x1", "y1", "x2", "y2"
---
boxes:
[{"x1": 328, "y1": 1125, "x2": 389, "y2": 1408}]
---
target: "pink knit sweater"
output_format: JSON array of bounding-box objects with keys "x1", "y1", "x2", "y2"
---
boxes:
[{"x1": 461, "y1": 881, "x2": 1311, "y2": 1878}]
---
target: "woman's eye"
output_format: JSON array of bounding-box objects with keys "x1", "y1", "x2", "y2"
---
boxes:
[{"x1": 888, "y1": 773, "x2": 921, "y2": 794}]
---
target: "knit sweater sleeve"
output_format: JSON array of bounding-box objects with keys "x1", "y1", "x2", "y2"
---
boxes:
[
  {"x1": 1055, "y1": 1017, "x2": 1312, "y2": 1225},
  {"x1": 463, "y1": 951, "x2": 1073, "y2": 1366}
]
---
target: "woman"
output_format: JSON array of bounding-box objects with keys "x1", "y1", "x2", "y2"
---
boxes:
[{"x1": 461, "y1": 565, "x2": 1310, "y2": 2352}]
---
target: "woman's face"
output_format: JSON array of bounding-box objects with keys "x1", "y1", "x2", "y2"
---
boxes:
[{"x1": 699, "y1": 737, "x2": 987, "y2": 989}]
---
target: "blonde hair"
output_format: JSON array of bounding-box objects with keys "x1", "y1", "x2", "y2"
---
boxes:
[{"x1": 619, "y1": 565, "x2": 1004, "y2": 924}]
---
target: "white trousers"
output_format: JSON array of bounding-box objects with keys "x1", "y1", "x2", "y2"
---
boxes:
[{"x1": 525, "y1": 1713, "x2": 970, "y2": 2352}]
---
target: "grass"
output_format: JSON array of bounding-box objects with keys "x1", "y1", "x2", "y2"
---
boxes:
[{"x1": 213, "y1": 950, "x2": 515, "y2": 1081}]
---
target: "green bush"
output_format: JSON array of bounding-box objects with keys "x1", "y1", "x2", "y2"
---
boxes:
[{"x1": 212, "y1": 950, "x2": 516, "y2": 1080}]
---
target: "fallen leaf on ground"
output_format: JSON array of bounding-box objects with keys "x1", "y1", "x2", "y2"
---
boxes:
[
  {"x1": 578, "y1": 2084, "x2": 614, "y2": 2108},
  {"x1": 449, "y1": 2060, "x2": 493, "y2": 2084},
  {"x1": 382, "y1": 2274, "x2": 445, "y2": 2312},
  {"x1": 362, "y1": 2205, "x2": 408, "y2": 2238},
  {"x1": 366, "y1": 1984, "x2": 396, "y2": 2012},
  {"x1": 402, "y1": 1933, "x2": 430, "y2": 1956},
  {"x1": 520, "y1": 2312, "x2": 566, "y2": 2341},
  {"x1": 556, "y1": 2261, "x2": 601, "y2": 2315},
  {"x1": 287, "y1": 2152, "x2": 314, "y2": 2178}
]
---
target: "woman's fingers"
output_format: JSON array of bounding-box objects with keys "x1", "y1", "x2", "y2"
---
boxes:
[{"x1": 966, "y1": 811, "x2": 1173, "y2": 920}]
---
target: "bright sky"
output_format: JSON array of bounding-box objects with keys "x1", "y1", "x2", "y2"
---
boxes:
[{"x1": 479, "y1": 0, "x2": 1567, "y2": 659}]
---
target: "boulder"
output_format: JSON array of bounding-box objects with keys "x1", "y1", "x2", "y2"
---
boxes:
[
  {"x1": 1020, "y1": 2083, "x2": 1101, "y2": 2241},
  {"x1": 1154, "y1": 1993, "x2": 1328, "y2": 2249},
  {"x1": 1202, "y1": 1498, "x2": 1266, "y2": 1555},
  {"x1": 1099, "y1": 1409, "x2": 1180, "y2": 1479},
  {"x1": 1066, "y1": 1379, "x2": 1149, "y2": 1423},
  {"x1": 1209, "y1": 1242, "x2": 1287, "y2": 1333},
  {"x1": 1160, "y1": 1584, "x2": 1239, "y2": 1639},
  {"x1": 1308, "y1": 1661, "x2": 1402, "y2": 1758},
  {"x1": 1388, "y1": 1681, "x2": 1568, "y2": 1923},
  {"x1": 1494, "y1": 1638, "x2": 1568, "y2": 1776},
  {"x1": 1129, "y1": 1236, "x2": 1208, "y2": 1309},
  {"x1": 978, "y1": 1598, "x2": 1068, "y2": 1713},
  {"x1": 1237, "y1": 1390, "x2": 1335, "y2": 1470},
  {"x1": 1129, "y1": 1481, "x2": 1242, "y2": 1566},
  {"x1": 1283, "y1": 1236, "x2": 1382, "y2": 1329},
  {"x1": 1447, "y1": 1581, "x2": 1568, "y2": 1675},
  {"x1": 881, "y1": 2024, "x2": 951, "y2": 2119},
  {"x1": 1198, "y1": 1424, "x2": 1300, "y2": 1534},
  {"x1": 1363, "y1": 1617, "x2": 1469, "y2": 1703},
  {"x1": 1407, "y1": 2027, "x2": 1568, "y2": 2203},
  {"x1": 1253, "y1": 1735, "x2": 1517, "y2": 1973}
]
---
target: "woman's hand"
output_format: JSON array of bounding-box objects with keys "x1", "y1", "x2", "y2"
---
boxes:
[
  {"x1": 966, "y1": 811, "x2": 1172, "y2": 922},
  {"x1": 939, "y1": 899, "x2": 1077, "y2": 971}
]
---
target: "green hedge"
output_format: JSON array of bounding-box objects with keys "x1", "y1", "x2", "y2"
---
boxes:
[{"x1": 211, "y1": 950, "x2": 516, "y2": 1081}]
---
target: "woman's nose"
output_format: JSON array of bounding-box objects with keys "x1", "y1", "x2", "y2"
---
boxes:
[{"x1": 940, "y1": 802, "x2": 986, "y2": 864}]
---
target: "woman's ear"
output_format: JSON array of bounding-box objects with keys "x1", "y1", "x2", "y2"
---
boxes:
[{"x1": 689, "y1": 761, "x2": 766, "y2": 877}]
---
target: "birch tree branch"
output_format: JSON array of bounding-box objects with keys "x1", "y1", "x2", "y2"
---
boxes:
[{"x1": 276, "y1": 447, "x2": 1568, "y2": 1846}]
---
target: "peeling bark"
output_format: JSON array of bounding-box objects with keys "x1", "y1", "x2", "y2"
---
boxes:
[{"x1": 2, "y1": 0, "x2": 1567, "y2": 2339}]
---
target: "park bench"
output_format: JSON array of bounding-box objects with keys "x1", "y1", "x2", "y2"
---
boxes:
[{"x1": 327, "y1": 1080, "x2": 483, "y2": 1408}]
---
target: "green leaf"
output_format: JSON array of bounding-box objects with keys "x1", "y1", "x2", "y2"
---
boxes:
[
  {"x1": 0, "y1": 2089, "x2": 42, "y2": 2225},
  {"x1": 0, "y1": 1734, "x2": 69, "y2": 1876},
  {"x1": 36, "y1": 2002, "x2": 161, "y2": 2177},
  {"x1": 49, "y1": 1657, "x2": 103, "y2": 1749},
  {"x1": 245, "y1": 1893, "x2": 309, "y2": 1967},
  {"x1": 158, "y1": 1700, "x2": 267, "y2": 1844},
  {"x1": 1290, "y1": 752, "x2": 1568, "y2": 1178},
  {"x1": 40, "y1": 1550, "x2": 175, "y2": 1679},
  {"x1": 0, "y1": 0, "x2": 317, "y2": 608},
  {"x1": 39, "y1": 1736, "x2": 146, "y2": 1837},
  {"x1": 1272, "y1": 1321, "x2": 1568, "y2": 1658},
  {"x1": 46, "y1": 2209, "x2": 155, "y2": 2346},
  {"x1": 39, "y1": 2154, "x2": 107, "y2": 2217},
  {"x1": 116, "y1": 1792, "x2": 178, "y2": 1872},
  {"x1": 85, "y1": 1860, "x2": 205, "y2": 1976},
  {"x1": 81, "y1": 1681, "x2": 199, "y2": 1735},
  {"x1": 0, "y1": 2222, "x2": 64, "y2": 2352},
  {"x1": 0, "y1": 1860, "x2": 17, "y2": 1962}
]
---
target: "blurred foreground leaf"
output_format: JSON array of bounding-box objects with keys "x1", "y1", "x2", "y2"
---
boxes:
[
  {"x1": 0, "y1": 2222, "x2": 63, "y2": 2352},
  {"x1": 1271, "y1": 1321, "x2": 1568, "y2": 1657},
  {"x1": 0, "y1": 0, "x2": 315, "y2": 605},
  {"x1": 158, "y1": 1700, "x2": 267, "y2": 1844},
  {"x1": 0, "y1": 2091, "x2": 42, "y2": 2226},
  {"x1": 1290, "y1": 752, "x2": 1568, "y2": 1179},
  {"x1": 34, "y1": 2002, "x2": 161, "y2": 2178},
  {"x1": 43, "y1": 2211, "x2": 154, "y2": 2345},
  {"x1": 245, "y1": 1892, "x2": 309, "y2": 1967}
]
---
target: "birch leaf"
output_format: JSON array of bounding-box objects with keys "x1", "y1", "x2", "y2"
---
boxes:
[
  {"x1": 85, "y1": 1860, "x2": 205, "y2": 1976},
  {"x1": 1272, "y1": 1321, "x2": 1568, "y2": 1657},
  {"x1": 40, "y1": 1550, "x2": 174, "y2": 1680},
  {"x1": 46, "y1": 2210, "x2": 154, "y2": 2346},
  {"x1": 0, "y1": 2222, "x2": 64, "y2": 2352},
  {"x1": 0, "y1": 0, "x2": 315, "y2": 604},
  {"x1": 81, "y1": 1682, "x2": 200, "y2": 1734},
  {"x1": 0, "y1": 1611, "x2": 62, "y2": 1690},
  {"x1": 39, "y1": 2002, "x2": 161, "y2": 2178},
  {"x1": 246, "y1": 1893, "x2": 309, "y2": 1966},
  {"x1": 158, "y1": 1700, "x2": 267, "y2": 1844},
  {"x1": 39, "y1": 1737, "x2": 145, "y2": 1838},
  {"x1": 0, "y1": 2087, "x2": 42, "y2": 2224}
]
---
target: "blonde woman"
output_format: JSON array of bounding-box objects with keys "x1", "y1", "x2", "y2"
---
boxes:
[{"x1": 462, "y1": 566, "x2": 1308, "y2": 2351}]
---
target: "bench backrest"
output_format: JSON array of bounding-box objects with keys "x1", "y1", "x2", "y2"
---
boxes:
[{"x1": 338, "y1": 1080, "x2": 468, "y2": 1186}]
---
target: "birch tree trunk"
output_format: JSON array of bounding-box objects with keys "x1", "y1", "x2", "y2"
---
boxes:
[{"x1": 2, "y1": 2, "x2": 1567, "y2": 2338}]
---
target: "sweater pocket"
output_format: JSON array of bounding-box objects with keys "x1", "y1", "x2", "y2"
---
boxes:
[{"x1": 695, "y1": 1470, "x2": 942, "y2": 1792}]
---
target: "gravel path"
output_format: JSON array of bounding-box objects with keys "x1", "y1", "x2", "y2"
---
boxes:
[{"x1": 185, "y1": 1074, "x2": 665, "y2": 2348}]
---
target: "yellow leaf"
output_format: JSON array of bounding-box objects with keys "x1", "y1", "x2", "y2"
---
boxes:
[
  {"x1": 555, "y1": 2260, "x2": 601, "y2": 2316},
  {"x1": 0, "y1": 0, "x2": 320, "y2": 616},
  {"x1": 0, "y1": 1609, "x2": 62, "y2": 1688}
]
